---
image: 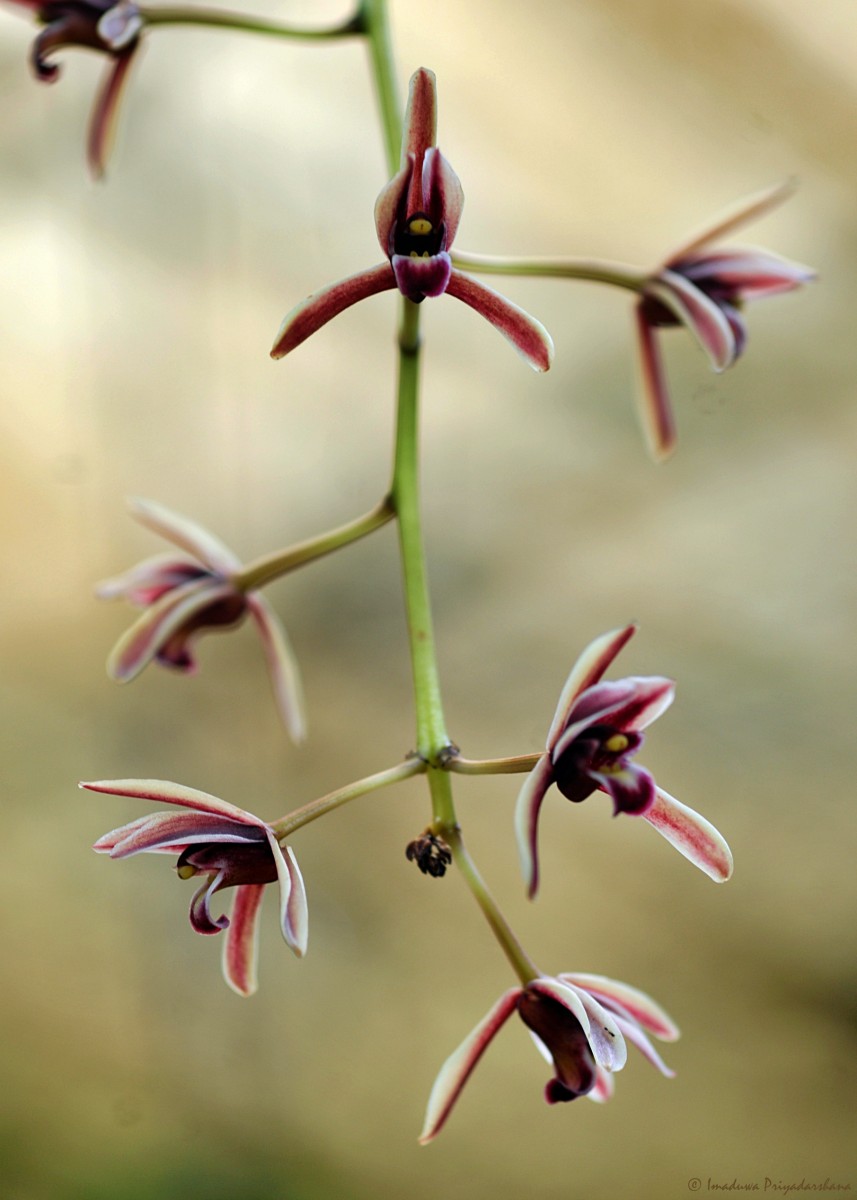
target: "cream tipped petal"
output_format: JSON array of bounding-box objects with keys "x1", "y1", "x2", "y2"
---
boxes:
[
  {"x1": 419, "y1": 989, "x2": 521, "y2": 1145},
  {"x1": 644, "y1": 786, "x2": 733, "y2": 882},
  {"x1": 222, "y1": 884, "x2": 265, "y2": 997},
  {"x1": 81, "y1": 778, "x2": 267, "y2": 827},
  {"x1": 560, "y1": 973, "x2": 680, "y2": 1042},
  {"x1": 270, "y1": 263, "x2": 396, "y2": 359},
  {"x1": 267, "y1": 832, "x2": 308, "y2": 957},
  {"x1": 647, "y1": 272, "x2": 737, "y2": 371},
  {"x1": 611, "y1": 1015, "x2": 676, "y2": 1077},
  {"x1": 127, "y1": 496, "x2": 240, "y2": 575},
  {"x1": 98, "y1": 810, "x2": 263, "y2": 858},
  {"x1": 105, "y1": 576, "x2": 234, "y2": 681},
  {"x1": 445, "y1": 271, "x2": 554, "y2": 371},
  {"x1": 666, "y1": 179, "x2": 797, "y2": 263},
  {"x1": 547, "y1": 625, "x2": 637, "y2": 748},
  {"x1": 245, "y1": 594, "x2": 306, "y2": 744},
  {"x1": 635, "y1": 305, "x2": 677, "y2": 462},
  {"x1": 95, "y1": 554, "x2": 204, "y2": 602}
]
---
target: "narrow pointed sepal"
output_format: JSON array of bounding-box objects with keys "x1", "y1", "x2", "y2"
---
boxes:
[
  {"x1": 644, "y1": 786, "x2": 733, "y2": 882},
  {"x1": 514, "y1": 754, "x2": 555, "y2": 899},
  {"x1": 245, "y1": 595, "x2": 306, "y2": 744},
  {"x1": 635, "y1": 306, "x2": 677, "y2": 462},
  {"x1": 87, "y1": 47, "x2": 136, "y2": 179},
  {"x1": 126, "y1": 497, "x2": 240, "y2": 575},
  {"x1": 647, "y1": 272, "x2": 736, "y2": 371},
  {"x1": 419, "y1": 989, "x2": 520, "y2": 1144},
  {"x1": 267, "y1": 832, "x2": 308, "y2": 957},
  {"x1": 81, "y1": 778, "x2": 267, "y2": 826},
  {"x1": 270, "y1": 264, "x2": 396, "y2": 359},
  {"x1": 222, "y1": 884, "x2": 265, "y2": 996},
  {"x1": 547, "y1": 625, "x2": 637, "y2": 748},
  {"x1": 445, "y1": 270, "x2": 554, "y2": 371}
]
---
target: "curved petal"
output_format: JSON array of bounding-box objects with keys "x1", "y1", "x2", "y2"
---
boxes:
[
  {"x1": 587, "y1": 1064, "x2": 615, "y2": 1103},
  {"x1": 80, "y1": 778, "x2": 267, "y2": 827},
  {"x1": 647, "y1": 272, "x2": 736, "y2": 371},
  {"x1": 643, "y1": 786, "x2": 733, "y2": 882},
  {"x1": 594, "y1": 763, "x2": 656, "y2": 817},
  {"x1": 560, "y1": 973, "x2": 680, "y2": 1042},
  {"x1": 189, "y1": 872, "x2": 229, "y2": 934},
  {"x1": 676, "y1": 250, "x2": 815, "y2": 300},
  {"x1": 245, "y1": 594, "x2": 306, "y2": 744},
  {"x1": 665, "y1": 179, "x2": 797, "y2": 262},
  {"x1": 270, "y1": 263, "x2": 396, "y2": 359},
  {"x1": 96, "y1": 554, "x2": 205, "y2": 604},
  {"x1": 87, "y1": 47, "x2": 137, "y2": 179},
  {"x1": 374, "y1": 161, "x2": 411, "y2": 255},
  {"x1": 127, "y1": 496, "x2": 240, "y2": 575},
  {"x1": 222, "y1": 884, "x2": 265, "y2": 997},
  {"x1": 418, "y1": 988, "x2": 521, "y2": 1144},
  {"x1": 547, "y1": 625, "x2": 637, "y2": 748},
  {"x1": 423, "y1": 148, "x2": 464, "y2": 247},
  {"x1": 555, "y1": 981, "x2": 627, "y2": 1072},
  {"x1": 266, "y1": 832, "x2": 308, "y2": 957},
  {"x1": 105, "y1": 577, "x2": 234, "y2": 681},
  {"x1": 513, "y1": 754, "x2": 555, "y2": 899},
  {"x1": 445, "y1": 270, "x2": 554, "y2": 372},
  {"x1": 635, "y1": 305, "x2": 677, "y2": 462},
  {"x1": 392, "y1": 251, "x2": 452, "y2": 300},
  {"x1": 612, "y1": 1014, "x2": 675, "y2": 1077},
  {"x1": 97, "y1": 810, "x2": 263, "y2": 858},
  {"x1": 560, "y1": 675, "x2": 674, "y2": 745}
]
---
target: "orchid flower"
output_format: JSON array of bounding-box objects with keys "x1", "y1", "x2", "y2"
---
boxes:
[
  {"x1": 515, "y1": 624, "x2": 733, "y2": 897},
  {"x1": 271, "y1": 67, "x2": 554, "y2": 372},
  {"x1": 97, "y1": 497, "x2": 305, "y2": 743},
  {"x1": 420, "y1": 970, "x2": 677, "y2": 1142},
  {"x1": 85, "y1": 778, "x2": 308, "y2": 996},
  {"x1": 6, "y1": 0, "x2": 144, "y2": 176},
  {"x1": 636, "y1": 180, "x2": 815, "y2": 459}
]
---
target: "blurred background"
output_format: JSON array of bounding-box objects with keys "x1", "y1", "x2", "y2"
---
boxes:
[{"x1": 1, "y1": 0, "x2": 855, "y2": 1196}]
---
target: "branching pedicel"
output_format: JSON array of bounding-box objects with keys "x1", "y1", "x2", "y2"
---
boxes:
[{"x1": 5, "y1": 0, "x2": 814, "y2": 1141}]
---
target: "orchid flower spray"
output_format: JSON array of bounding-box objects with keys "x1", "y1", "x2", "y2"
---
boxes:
[{"x1": 3, "y1": 0, "x2": 815, "y2": 1152}]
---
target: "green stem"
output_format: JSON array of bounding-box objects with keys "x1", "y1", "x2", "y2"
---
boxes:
[
  {"x1": 139, "y1": 4, "x2": 363, "y2": 39},
  {"x1": 272, "y1": 757, "x2": 424, "y2": 840},
  {"x1": 233, "y1": 496, "x2": 394, "y2": 592},
  {"x1": 448, "y1": 829, "x2": 538, "y2": 986},
  {"x1": 451, "y1": 251, "x2": 647, "y2": 292},
  {"x1": 359, "y1": 0, "x2": 402, "y2": 174},
  {"x1": 447, "y1": 753, "x2": 542, "y2": 776}
]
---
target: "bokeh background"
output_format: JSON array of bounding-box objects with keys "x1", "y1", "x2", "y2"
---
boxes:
[{"x1": 1, "y1": 1, "x2": 855, "y2": 1197}]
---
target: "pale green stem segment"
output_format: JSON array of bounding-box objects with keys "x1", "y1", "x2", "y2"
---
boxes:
[
  {"x1": 139, "y1": 4, "x2": 363, "y2": 39},
  {"x1": 233, "y1": 497, "x2": 394, "y2": 592},
  {"x1": 358, "y1": 0, "x2": 402, "y2": 174},
  {"x1": 448, "y1": 829, "x2": 539, "y2": 987},
  {"x1": 451, "y1": 251, "x2": 648, "y2": 293},
  {"x1": 447, "y1": 753, "x2": 543, "y2": 776},
  {"x1": 272, "y1": 758, "x2": 425, "y2": 840}
]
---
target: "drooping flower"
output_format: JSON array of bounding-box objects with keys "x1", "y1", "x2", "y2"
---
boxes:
[
  {"x1": 636, "y1": 180, "x2": 814, "y2": 459},
  {"x1": 515, "y1": 624, "x2": 733, "y2": 897},
  {"x1": 85, "y1": 778, "x2": 308, "y2": 995},
  {"x1": 97, "y1": 497, "x2": 305, "y2": 742},
  {"x1": 271, "y1": 67, "x2": 553, "y2": 372},
  {"x1": 420, "y1": 970, "x2": 677, "y2": 1142},
  {"x1": 6, "y1": 0, "x2": 144, "y2": 176}
]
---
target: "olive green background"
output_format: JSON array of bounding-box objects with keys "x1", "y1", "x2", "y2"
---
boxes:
[{"x1": 1, "y1": 1, "x2": 854, "y2": 1197}]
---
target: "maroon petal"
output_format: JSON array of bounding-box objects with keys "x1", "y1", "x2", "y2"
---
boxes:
[
  {"x1": 594, "y1": 762, "x2": 657, "y2": 816},
  {"x1": 546, "y1": 625, "x2": 637, "y2": 749},
  {"x1": 87, "y1": 47, "x2": 137, "y2": 179},
  {"x1": 445, "y1": 270, "x2": 553, "y2": 372},
  {"x1": 271, "y1": 263, "x2": 396, "y2": 359},
  {"x1": 513, "y1": 754, "x2": 555, "y2": 899},
  {"x1": 635, "y1": 306, "x2": 678, "y2": 461},
  {"x1": 402, "y1": 67, "x2": 437, "y2": 168},
  {"x1": 419, "y1": 988, "x2": 521, "y2": 1144},
  {"x1": 675, "y1": 250, "x2": 815, "y2": 300},
  {"x1": 647, "y1": 271, "x2": 736, "y2": 371},
  {"x1": 222, "y1": 884, "x2": 265, "y2": 996},
  {"x1": 562, "y1": 676, "x2": 675, "y2": 743},
  {"x1": 101, "y1": 811, "x2": 264, "y2": 857},
  {"x1": 374, "y1": 160, "x2": 411, "y2": 255},
  {"x1": 391, "y1": 251, "x2": 452, "y2": 300},
  {"x1": 423, "y1": 148, "x2": 464, "y2": 247},
  {"x1": 189, "y1": 872, "x2": 229, "y2": 935},
  {"x1": 96, "y1": 555, "x2": 207, "y2": 605}
]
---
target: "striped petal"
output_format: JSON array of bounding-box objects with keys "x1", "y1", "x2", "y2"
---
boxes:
[
  {"x1": 95, "y1": 810, "x2": 263, "y2": 858},
  {"x1": 96, "y1": 554, "x2": 205, "y2": 604},
  {"x1": 245, "y1": 594, "x2": 306, "y2": 744},
  {"x1": 643, "y1": 786, "x2": 733, "y2": 882},
  {"x1": 648, "y1": 272, "x2": 736, "y2": 371},
  {"x1": 402, "y1": 67, "x2": 437, "y2": 168},
  {"x1": 445, "y1": 270, "x2": 554, "y2": 372},
  {"x1": 419, "y1": 988, "x2": 521, "y2": 1144},
  {"x1": 423, "y1": 148, "x2": 464, "y2": 247},
  {"x1": 514, "y1": 754, "x2": 555, "y2": 899},
  {"x1": 676, "y1": 249, "x2": 815, "y2": 300},
  {"x1": 547, "y1": 625, "x2": 637, "y2": 748},
  {"x1": 559, "y1": 973, "x2": 680, "y2": 1041},
  {"x1": 81, "y1": 778, "x2": 267, "y2": 828},
  {"x1": 635, "y1": 305, "x2": 677, "y2": 461},
  {"x1": 558, "y1": 676, "x2": 674, "y2": 748},
  {"x1": 222, "y1": 884, "x2": 265, "y2": 997},
  {"x1": 270, "y1": 263, "x2": 396, "y2": 359},
  {"x1": 105, "y1": 577, "x2": 234, "y2": 681},
  {"x1": 547, "y1": 981, "x2": 627, "y2": 1072},
  {"x1": 587, "y1": 1064, "x2": 615, "y2": 1103},
  {"x1": 666, "y1": 179, "x2": 796, "y2": 262},
  {"x1": 612, "y1": 1014, "x2": 675, "y2": 1078},
  {"x1": 266, "y1": 831, "x2": 308, "y2": 957},
  {"x1": 127, "y1": 496, "x2": 240, "y2": 576}
]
